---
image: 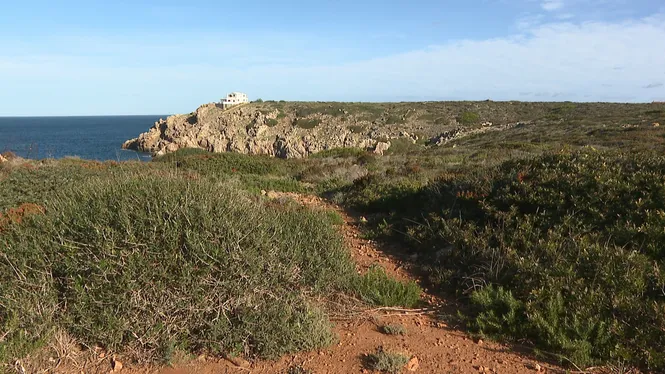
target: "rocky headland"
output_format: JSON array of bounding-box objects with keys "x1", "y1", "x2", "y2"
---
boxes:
[{"x1": 122, "y1": 101, "x2": 532, "y2": 158}]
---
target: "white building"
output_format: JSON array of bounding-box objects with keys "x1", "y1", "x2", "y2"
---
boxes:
[{"x1": 221, "y1": 92, "x2": 249, "y2": 109}]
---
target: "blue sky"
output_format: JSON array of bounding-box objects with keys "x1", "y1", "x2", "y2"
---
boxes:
[{"x1": 1, "y1": 0, "x2": 664, "y2": 116}]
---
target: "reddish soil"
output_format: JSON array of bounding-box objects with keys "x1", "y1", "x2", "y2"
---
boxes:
[
  {"x1": 19, "y1": 193, "x2": 582, "y2": 374},
  {"x1": 0, "y1": 202, "x2": 45, "y2": 231}
]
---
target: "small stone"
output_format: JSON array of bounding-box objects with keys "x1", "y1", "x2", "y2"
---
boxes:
[
  {"x1": 111, "y1": 355, "x2": 123, "y2": 372},
  {"x1": 260, "y1": 190, "x2": 267, "y2": 195},
  {"x1": 526, "y1": 363, "x2": 542, "y2": 371},
  {"x1": 653, "y1": 122, "x2": 660, "y2": 127},
  {"x1": 476, "y1": 338, "x2": 484, "y2": 345},
  {"x1": 406, "y1": 356, "x2": 419, "y2": 371}
]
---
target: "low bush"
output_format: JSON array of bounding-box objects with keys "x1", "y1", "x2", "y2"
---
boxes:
[
  {"x1": 294, "y1": 119, "x2": 321, "y2": 129},
  {"x1": 339, "y1": 174, "x2": 426, "y2": 213},
  {"x1": 380, "y1": 324, "x2": 407, "y2": 336},
  {"x1": 309, "y1": 148, "x2": 367, "y2": 159},
  {"x1": 398, "y1": 149, "x2": 665, "y2": 369},
  {"x1": 0, "y1": 174, "x2": 357, "y2": 363},
  {"x1": 153, "y1": 148, "x2": 295, "y2": 177},
  {"x1": 456, "y1": 111, "x2": 480, "y2": 125},
  {"x1": 353, "y1": 266, "x2": 421, "y2": 307},
  {"x1": 364, "y1": 348, "x2": 409, "y2": 374}
]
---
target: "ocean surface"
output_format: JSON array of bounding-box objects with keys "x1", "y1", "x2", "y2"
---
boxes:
[{"x1": 0, "y1": 115, "x2": 168, "y2": 161}]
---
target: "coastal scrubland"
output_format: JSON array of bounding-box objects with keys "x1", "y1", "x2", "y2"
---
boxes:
[{"x1": 2, "y1": 100, "x2": 665, "y2": 372}]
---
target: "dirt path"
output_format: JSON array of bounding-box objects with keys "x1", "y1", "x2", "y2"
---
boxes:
[{"x1": 38, "y1": 192, "x2": 565, "y2": 374}]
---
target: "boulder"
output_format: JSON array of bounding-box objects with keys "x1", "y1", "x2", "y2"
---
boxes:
[{"x1": 0, "y1": 154, "x2": 6, "y2": 163}]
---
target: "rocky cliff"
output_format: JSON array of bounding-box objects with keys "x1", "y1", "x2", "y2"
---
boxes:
[{"x1": 123, "y1": 101, "x2": 534, "y2": 158}]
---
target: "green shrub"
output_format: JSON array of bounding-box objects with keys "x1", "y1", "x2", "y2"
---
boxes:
[
  {"x1": 352, "y1": 266, "x2": 421, "y2": 307},
  {"x1": 341, "y1": 174, "x2": 425, "y2": 213},
  {"x1": 309, "y1": 148, "x2": 367, "y2": 159},
  {"x1": 266, "y1": 118, "x2": 279, "y2": 127},
  {"x1": 349, "y1": 125, "x2": 364, "y2": 134},
  {"x1": 0, "y1": 174, "x2": 356, "y2": 363},
  {"x1": 364, "y1": 348, "x2": 409, "y2": 373},
  {"x1": 456, "y1": 111, "x2": 480, "y2": 125},
  {"x1": 394, "y1": 149, "x2": 665, "y2": 369},
  {"x1": 324, "y1": 210, "x2": 345, "y2": 226},
  {"x1": 385, "y1": 115, "x2": 404, "y2": 125},
  {"x1": 294, "y1": 119, "x2": 321, "y2": 129},
  {"x1": 380, "y1": 324, "x2": 407, "y2": 336},
  {"x1": 153, "y1": 149, "x2": 293, "y2": 176}
]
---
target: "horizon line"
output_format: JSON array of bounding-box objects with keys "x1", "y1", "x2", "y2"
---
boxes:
[{"x1": 1, "y1": 99, "x2": 663, "y2": 118}]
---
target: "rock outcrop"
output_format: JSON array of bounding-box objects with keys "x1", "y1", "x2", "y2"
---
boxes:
[
  {"x1": 123, "y1": 103, "x2": 391, "y2": 158},
  {"x1": 0, "y1": 154, "x2": 6, "y2": 163},
  {"x1": 373, "y1": 141, "x2": 391, "y2": 155},
  {"x1": 430, "y1": 122, "x2": 527, "y2": 146},
  {"x1": 123, "y1": 101, "x2": 528, "y2": 158}
]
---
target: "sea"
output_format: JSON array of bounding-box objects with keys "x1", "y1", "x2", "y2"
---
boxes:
[{"x1": 0, "y1": 115, "x2": 168, "y2": 161}]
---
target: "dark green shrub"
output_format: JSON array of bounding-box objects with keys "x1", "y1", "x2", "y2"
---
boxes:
[
  {"x1": 456, "y1": 111, "x2": 480, "y2": 125},
  {"x1": 380, "y1": 324, "x2": 407, "y2": 336},
  {"x1": 309, "y1": 148, "x2": 367, "y2": 159},
  {"x1": 294, "y1": 119, "x2": 321, "y2": 129},
  {"x1": 153, "y1": 149, "x2": 293, "y2": 176},
  {"x1": 364, "y1": 348, "x2": 409, "y2": 373},
  {"x1": 266, "y1": 118, "x2": 279, "y2": 127},
  {"x1": 399, "y1": 149, "x2": 665, "y2": 369},
  {"x1": 352, "y1": 266, "x2": 421, "y2": 307}
]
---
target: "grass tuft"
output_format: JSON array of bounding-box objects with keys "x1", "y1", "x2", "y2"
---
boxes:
[
  {"x1": 364, "y1": 348, "x2": 409, "y2": 374},
  {"x1": 0, "y1": 173, "x2": 354, "y2": 363},
  {"x1": 353, "y1": 266, "x2": 421, "y2": 307}
]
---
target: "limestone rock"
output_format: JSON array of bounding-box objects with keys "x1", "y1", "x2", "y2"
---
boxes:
[
  {"x1": 0, "y1": 154, "x2": 6, "y2": 163},
  {"x1": 123, "y1": 104, "x2": 417, "y2": 158},
  {"x1": 406, "y1": 356, "x2": 420, "y2": 371},
  {"x1": 373, "y1": 141, "x2": 391, "y2": 155},
  {"x1": 122, "y1": 102, "x2": 526, "y2": 158}
]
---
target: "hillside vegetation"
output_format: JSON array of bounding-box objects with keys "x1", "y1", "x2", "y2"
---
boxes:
[{"x1": 2, "y1": 100, "x2": 665, "y2": 372}]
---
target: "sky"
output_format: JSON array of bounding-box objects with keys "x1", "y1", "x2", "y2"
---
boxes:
[{"x1": 1, "y1": 0, "x2": 664, "y2": 116}]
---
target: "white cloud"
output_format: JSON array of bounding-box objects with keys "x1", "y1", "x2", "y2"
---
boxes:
[
  {"x1": 556, "y1": 13, "x2": 575, "y2": 19},
  {"x1": 516, "y1": 14, "x2": 545, "y2": 30},
  {"x1": 0, "y1": 14, "x2": 664, "y2": 115},
  {"x1": 541, "y1": 0, "x2": 564, "y2": 11}
]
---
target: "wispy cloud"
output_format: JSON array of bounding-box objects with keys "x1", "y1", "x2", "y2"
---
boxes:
[
  {"x1": 516, "y1": 14, "x2": 545, "y2": 30},
  {"x1": 541, "y1": 0, "x2": 564, "y2": 11},
  {"x1": 0, "y1": 13, "x2": 664, "y2": 115}
]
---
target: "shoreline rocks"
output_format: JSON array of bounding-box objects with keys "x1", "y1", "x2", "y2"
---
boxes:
[
  {"x1": 122, "y1": 102, "x2": 527, "y2": 158},
  {"x1": 123, "y1": 103, "x2": 401, "y2": 158}
]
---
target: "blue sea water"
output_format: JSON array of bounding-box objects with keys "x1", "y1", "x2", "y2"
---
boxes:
[{"x1": 0, "y1": 115, "x2": 167, "y2": 161}]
